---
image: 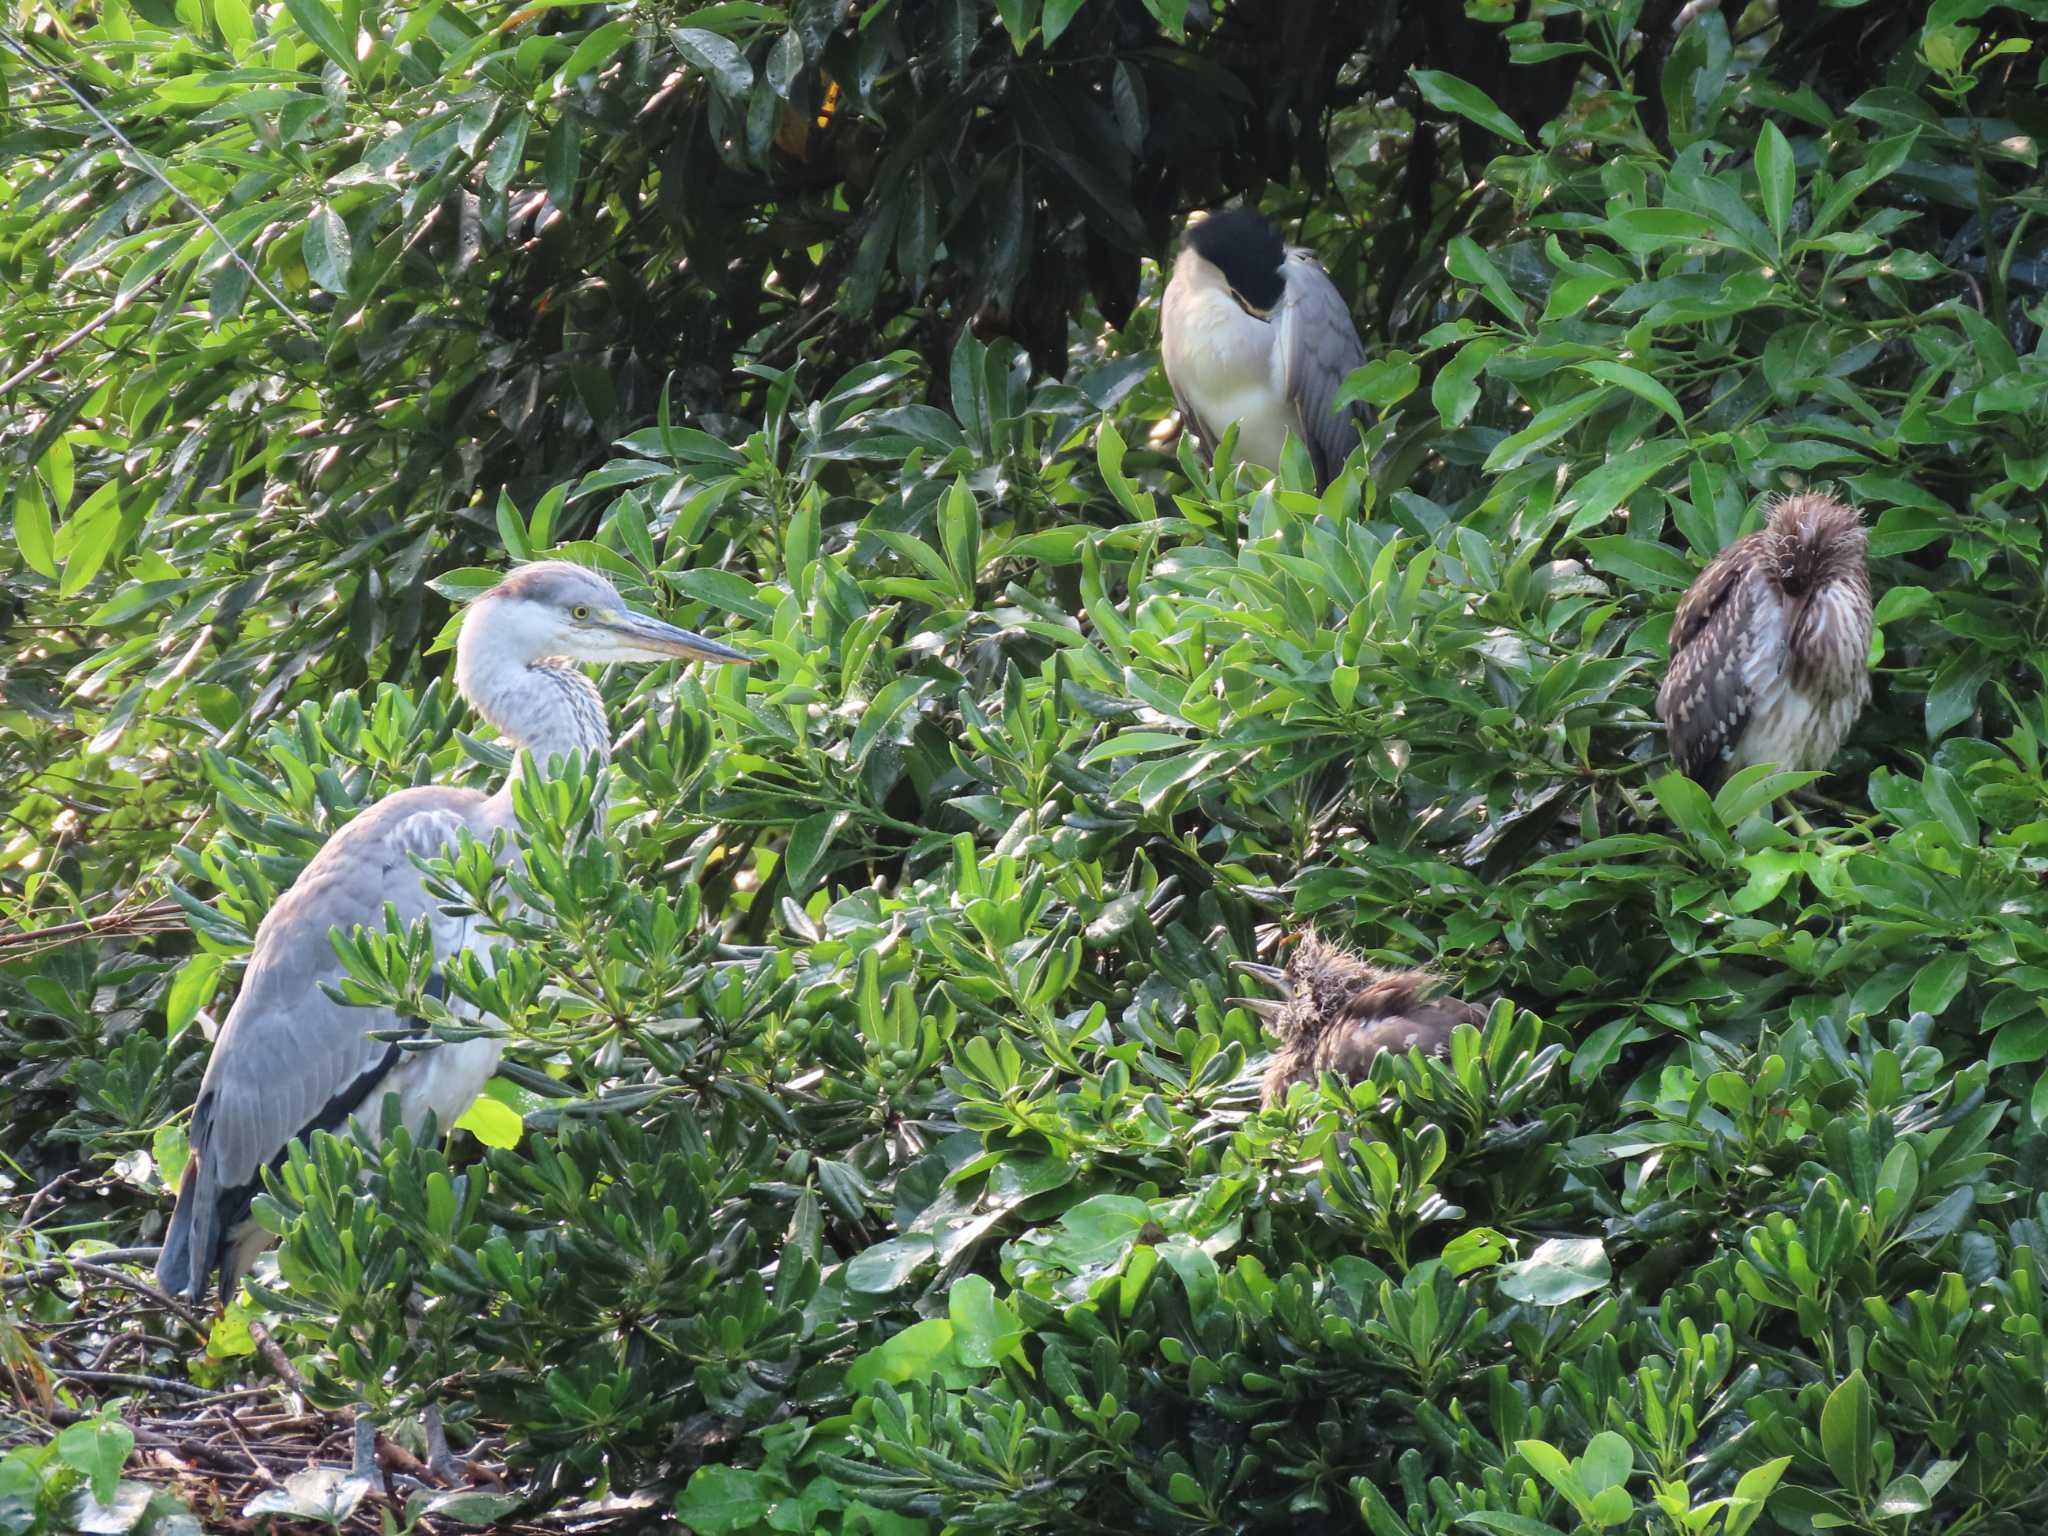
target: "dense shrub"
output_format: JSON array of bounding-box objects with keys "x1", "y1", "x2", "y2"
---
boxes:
[{"x1": 7, "y1": 0, "x2": 2048, "y2": 1532}]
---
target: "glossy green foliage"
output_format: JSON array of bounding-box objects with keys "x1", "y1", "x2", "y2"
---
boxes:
[{"x1": 8, "y1": 1, "x2": 2048, "y2": 1532}]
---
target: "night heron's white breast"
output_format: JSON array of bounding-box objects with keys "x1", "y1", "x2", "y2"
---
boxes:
[{"x1": 1162, "y1": 273, "x2": 1304, "y2": 472}]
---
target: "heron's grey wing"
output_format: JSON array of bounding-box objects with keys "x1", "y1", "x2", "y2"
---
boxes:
[
  {"x1": 1278, "y1": 252, "x2": 1372, "y2": 488},
  {"x1": 159, "y1": 790, "x2": 488, "y2": 1298},
  {"x1": 1656, "y1": 537, "x2": 1764, "y2": 789}
]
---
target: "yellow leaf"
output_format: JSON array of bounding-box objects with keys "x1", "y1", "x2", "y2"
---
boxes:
[{"x1": 454, "y1": 1095, "x2": 523, "y2": 1149}]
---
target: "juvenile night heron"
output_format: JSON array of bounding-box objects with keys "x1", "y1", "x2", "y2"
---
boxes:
[
  {"x1": 1160, "y1": 209, "x2": 1372, "y2": 491},
  {"x1": 1655, "y1": 492, "x2": 1873, "y2": 808},
  {"x1": 156, "y1": 561, "x2": 747, "y2": 1476},
  {"x1": 1234, "y1": 935, "x2": 1482, "y2": 1107}
]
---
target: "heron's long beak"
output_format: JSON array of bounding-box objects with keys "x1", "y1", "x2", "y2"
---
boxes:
[
  {"x1": 610, "y1": 609, "x2": 752, "y2": 665},
  {"x1": 1227, "y1": 996, "x2": 1288, "y2": 1023}
]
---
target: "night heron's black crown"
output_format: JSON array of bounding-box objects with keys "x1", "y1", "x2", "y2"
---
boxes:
[{"x1": 1184, "y1": 210, "x2": 1286, "y2": 312}]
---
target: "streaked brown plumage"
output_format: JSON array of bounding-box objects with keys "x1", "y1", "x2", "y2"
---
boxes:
[
  {"x1": 1236, "y1": 934, "x2": 1482, "y2": 1107},
  {"x1": 1655, "y1": 492, "x2": 1873, "y2": 791}
]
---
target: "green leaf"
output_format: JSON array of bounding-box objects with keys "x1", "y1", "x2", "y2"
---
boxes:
[
  {"x1": 1559, "y1": 441, "x2": 1687, "y2": 537},
  {"x1": 1138, "y1": 0, "x2": 1187, "y2": 39},
  {"x1": 1335, "y1": 355, "x2": 1420, "y2": 412},
  {"x1": 421, "y1": 1491, "x2": 527, "y2": 1527},
  {"x1": 152, "y1": 1121, "x2": 191, "y2": 1191},
  {"x1": 1433, "y1": 337, "x2": 1502, "y2": 429},
  {"x1": 1581, "y1": 535, "x2": 1697, "y2": 589},
  {"x1": 1908, "y1": 952, "x2": 1968, "y2": 1018},
  {"x1": 1483, "y1": 389, "x2": 1606, "y2": 473},
  {"x1": 1515, "y1": 1439, "x2": 1585, "y2": 1503},
  {"x1": 1818, "y1": 1369, "x2": 1874, "y2": 1500},
  {"x1": 484, "y1": 112, "x2": 530, "y2": 193},
  {"x1": 1757, "y1": 120, "x2": 1795, "y2": 242},
  {"x1": 60, "y1": 493, "x2": 123, "y2": 597},
  {"x1": 252, "y1": 1470, "x2": 368, "y2": 1533},
  {"x1": 1041, "y1": 0, "x2": 1090, "y2": 46},
  {"x1": 1412, "y1": 69, "x2": 1530, "y2": 147},
  {"x1": 670, "y1": 26, "x2": 755, "y2": 97},
  {"x1": 784, "y1": 810, "x2": 848, "y2": 890},
  {"x1": 1447, "y1": 236, "x2": 1527, "y2": 327},
  {"x1": 1649, "y1": 772, "x2": 1730, "y2": 852},
  {"x1": 56, "y1": 1420, "x2": 133, "y2": 1506},
  {"x1": 1498, "y1": 1237, "x2": 1610, "y2": 1305},
  {"x1": 849, "y1": 677, "x2": 929, "y2": 767},
  {"x1": 1455, "y1": 1516, "x2": 1573, "y2": 1536},
  {"x1": 543, "y1": 123, "x2": 579, "y2": 209},
  {"x1": 14, "y1": 482, "x2": 55, "y2": 578},
  {"x1": 166, "y1": 954, "x2": 223, "y2": 1040},
  {"x1": 670, "y1": 568, "x2": 775, "y2": 623},
  {"x1": 675, "y1": 1467, "x2": 771, "y2": 1536},
  {"x1": 553, "y1": 19, "x2": 633, "y2": 87},
  {"x1": 1440, "y1": 1227, "x2": 1509, "y2": 1275},
  {"x1": 844, "y1": 1318, "x2": 974, "y2": 1390},
  {"x1": 1571, "y1": 361, "x2": 1686, "y2": 429},
  {"x1": 1714, "y1": 767, "x2": 1822, "y2": 827},
  {"x1": 87, "y1": 579, "x2": 196, "y2": 627},
  {"x1": 303, "y1": 205, "x2": 353, "y2": 294},
  {"x1": 1578, "y1": 1432, "x2": 1633, "y2": 1496},
  {"x1": 1988, "y1": 1016, "x2": 2048, "y2": 1069},
  {"x1": 283, "y1": 0, "x2": 358, "y2": 80},
  {"x1": 947, "y1": 1274, "x2": 1024, "y2": 1367},
  {"x1": 453, "y1": 1095, "x2": 523, "y2": 1149}
]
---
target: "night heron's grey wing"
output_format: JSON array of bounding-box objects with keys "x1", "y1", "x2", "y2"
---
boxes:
[
  {"x1": 1278, "y1": 250, "x2": 1372, "y2": 489},
  {"x1": 1657, "y1": 535, "x2": 1765, "y2": 790},
  {"x1": 158, "y1": 789, "x2": 494, "y2": 1300}
]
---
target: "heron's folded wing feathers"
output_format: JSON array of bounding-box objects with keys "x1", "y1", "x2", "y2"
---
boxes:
[
  {"x1": 188, "y1": 794, "x2": 487, "y2": 1213},
  {"x1": 1657, "y1": 540, "x2": 1762, "y2": 786},
  {"x1": 1278, "y1": 253, "x2": 1372, "y2": 487}
]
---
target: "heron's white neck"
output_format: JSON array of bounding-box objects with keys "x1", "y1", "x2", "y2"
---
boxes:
[{"x1": 455, "y1": 632, "x2": 611, "y2": 799}]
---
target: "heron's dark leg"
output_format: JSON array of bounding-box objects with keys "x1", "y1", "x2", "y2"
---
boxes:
[
  {"x1": 1776, "y1": 798, "x2": 1815, "y2": 836},
  {"x1": 1794, "y1": 787, "x2": 1859, "y2": 819},
  {"x1": 422, "y1": 1403, "x2": 465, "y2": 1484},
  {"x1": 350, "y1": 1410, "x2": 379, "y2": 1482}
]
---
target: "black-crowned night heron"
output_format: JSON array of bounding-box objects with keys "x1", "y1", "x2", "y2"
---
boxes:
[
  {"x1": 1160, "y1": 208, "x2": 1372, "y2": 492},
  {"x1": 1656, "y1": 493, "x2": 1873, "y2": 806},
  {"x1": 156, "y1": 560, "x2": 748, "y2": 1477},
  {"x1": 1234, "y1": 934, "x2": 1481, "y2": 1107}
]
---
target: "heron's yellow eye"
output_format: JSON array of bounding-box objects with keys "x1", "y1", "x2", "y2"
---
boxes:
[{"x1": 572, "y1": 605, "x2": 590, "y2": 620}]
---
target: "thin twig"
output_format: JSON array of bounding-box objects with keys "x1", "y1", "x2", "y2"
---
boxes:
[
  {"x1": 3, "y1": 1245, "x2": 163, "y2": 1287},
  {"x1": 57, "y1": 1369, "x2": 216, "y2": 1400},
  {"x1": 0, "y1": 32, "x2": 316, "y2": 337},
  {"x1": 18, "y1": 1170, "x2": 71, "y2": 1227},
  {"x1": 0, "y1": 901, "x2": 188, "y2": 952},
  {"x1": 245, "y1": 1319, "x2": 318, "y2": 1407},
  {"x1": 29, "y1": 1259, "x2": 211, "y2": 1341},
  {"x1": 0, "y1": 302, "x2": 120, "y2": 396}
]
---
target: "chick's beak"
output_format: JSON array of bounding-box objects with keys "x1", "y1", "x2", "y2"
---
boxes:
[
  {"x1": 1230, "y1": 960, "x2": 1290, "y2": 990},
  {"x1": 611, "y1": 609, "x2": 752, "y2": 665},
  {"x1": 1228, "y1": 959, "x2": 1290, "y2": 1022}
]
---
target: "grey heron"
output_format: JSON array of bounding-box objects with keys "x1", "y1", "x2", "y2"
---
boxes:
[
  {"x1": 1655, "y1": 493, "x2": 1873, "y2": 816},
  {"x1": 1160, "y1": 209, "x2": 1372, "y2": 492},
  {"x1": 156, "y1": 560, "x2": 748, "y2": 1477},
  {"x1": 1234, "y1": 935, "x2": 1480, "y2": 1107}
]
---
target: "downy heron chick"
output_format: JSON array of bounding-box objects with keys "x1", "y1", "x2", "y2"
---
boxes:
[
  {"x1": 1160, "y1": 209, "x2": 1372, "y2": 492},
  {"x1": 1656, "y1": 492, "x2": 1873, "y2": 805},
  {"x1": 156, "y1": 561, "x2": 748, "y2": 1475},
  {"x1": 1235, "y1": 935, "x2": 1482, "y2": 1107}
]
